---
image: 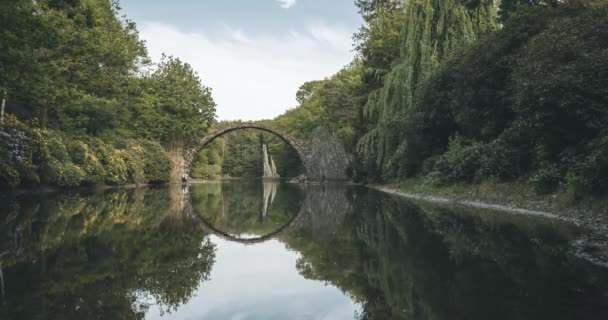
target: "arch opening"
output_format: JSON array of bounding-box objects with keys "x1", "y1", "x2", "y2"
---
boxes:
[{"x1": 187, "y1": 125, "x2": 308, "y2": 179}]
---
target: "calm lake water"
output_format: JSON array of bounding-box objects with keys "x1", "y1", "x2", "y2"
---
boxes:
[{"x1": 1, "y1": 181, "x2": 608, "y2": 320}]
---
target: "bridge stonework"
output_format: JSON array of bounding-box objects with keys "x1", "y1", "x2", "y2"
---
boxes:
[{"x1": 184, "y1": 124, "x2": 352, "y2": 181}]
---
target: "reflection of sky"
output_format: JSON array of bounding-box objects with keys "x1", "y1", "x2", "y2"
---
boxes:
[{"x1": 146, "y1": 236, "x2": 360, "y2": 320}]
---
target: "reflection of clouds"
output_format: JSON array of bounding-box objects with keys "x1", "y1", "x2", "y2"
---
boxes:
[{"x1": 146, "y1": 237, "x2": 360, "y2": 320}]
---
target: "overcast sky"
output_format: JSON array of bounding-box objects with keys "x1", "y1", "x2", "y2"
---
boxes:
[{"x1": 120, "y1": 0, "x2": 362, "y2": 121}]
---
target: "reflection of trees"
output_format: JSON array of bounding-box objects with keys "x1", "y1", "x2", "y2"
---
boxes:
[
  {"x1": 283, "y1": 187, "x2": 608, "y2": 320},
  {"x1": 281, "y1": 185, "x2": 365, "y2": 303},
  {"x1": 191, "y1": 181, "x2": 303, "y2": 237},
  {"x1": 0, "y1": 188, "x2": 216, "y2": 320}
]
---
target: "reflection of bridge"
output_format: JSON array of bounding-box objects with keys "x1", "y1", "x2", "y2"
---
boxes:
[
  {"x1": 194, "y1": 205, "x2": 307, "y2": 245},
  {"x1": 190, "y1": 181, "x2": 307, "y2": 245},
  {"x1": 189, "y1": 183, "x2": 352, "y2": 245}
]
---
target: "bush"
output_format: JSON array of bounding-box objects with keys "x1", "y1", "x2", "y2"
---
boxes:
[
  {"x1": 67, "y1": 139, "x2": 106, "y2": 185},
  {"x1": 122, "y1": 144, "x2": 146, "y2": 184},
  {"x1": 1, "y1": 116, "x2": 173, "y2": 188},
  {"x1": 427, "y1": 137, "x2": 484, "y2": 185},
  {"x1": 43, "y1": 157, "x2": 85, "y2": 187},
  {"x1": 567, "y1": 134, "x2": 608, "y2": 196},
  {"x1": 192, "y1": 164, "x2": 222, "y2": 180},
  {"x1": 139, "y1": 141, "x2": 171, "y2": 183},
  {"x1": 530, "y1": 165, "x2": 562, "y2": 195},
  {"x1": 0, "y1": 161, "x2": 21, "y2": 188}
]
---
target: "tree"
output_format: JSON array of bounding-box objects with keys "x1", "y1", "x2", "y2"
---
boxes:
[
  {"x1": 36, "y1": 0, "x2": 147, "y2": 132},
  {"x1": 135, "y1": 55, "x2": 216, "y2": 148},
  {"x1": 0, "y1": 0, "x2": 50, "y2": 123},
  {"x1": 357, "y1": 0, "x2": 500, "y2": 180},
  {"x1": 353, "y1": 0, "x2": 404, "y2": 90}
]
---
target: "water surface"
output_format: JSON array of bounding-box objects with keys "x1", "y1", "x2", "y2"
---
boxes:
[{"x1": 1, "y1": 181, "x2": 607, "y2": 319}]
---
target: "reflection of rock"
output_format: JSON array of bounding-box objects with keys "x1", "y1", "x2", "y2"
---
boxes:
[
  {"x1": 262, "y1": 144, "x2": 280, "y2": 179},
  {"x1": 307, "y1": 127, "x2": 353, "y2": 181},
  {"x1": 299, "y1": 184, "x2": 352, "y2": 239},
  {"x1": 261, "y1": 182, "x2": 278, "y2": 218}
]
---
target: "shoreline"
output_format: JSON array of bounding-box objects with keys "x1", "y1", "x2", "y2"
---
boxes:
[
  {"x1": 371, "y1": 178, "x2": 608, "y2": 225},
  {"x1": 372, "y1": 185, "x2": 574, "y2": 223},
  {"x1": 371, "y1": 183, "x2": 608, "y2": 267}
]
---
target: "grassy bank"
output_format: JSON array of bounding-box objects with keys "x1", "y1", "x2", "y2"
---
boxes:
[{"x1": 376, "y1": 178, "x2": 608, "y2": 227}]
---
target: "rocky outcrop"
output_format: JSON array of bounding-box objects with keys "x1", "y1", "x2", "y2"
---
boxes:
[
  {"x1": 262, "y1": 144, "x2": 280, "y2": 179},
  {"x1": 0, "y1": 128, "x2": 27, "y2": 163},
  {"x1": 306, "y1": 127, "x2": 353, "y2": 181}
]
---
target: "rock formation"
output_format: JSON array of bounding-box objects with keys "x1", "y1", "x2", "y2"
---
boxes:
[
  {"x1": 306, "y1": 127, "x2": 353, "y2": 181},
  {"x1": 262, "y1": 144, "x2": 280, "y2": 179}
]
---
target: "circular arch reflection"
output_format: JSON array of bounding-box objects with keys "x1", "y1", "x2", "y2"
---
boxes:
[{"x1": 189, "y1": 181, "x2": 306, "y2": 245}]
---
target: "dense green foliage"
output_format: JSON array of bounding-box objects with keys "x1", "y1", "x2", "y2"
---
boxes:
[
  {"x1": 134, "y1": 55, "x2": 216, "y2": 147},
  {"x1": 353, "y1": 0, "x2": 405, "y2": 91},
  {"x1": 0, "y1": 0, "x2": 216, "y2": 189},
  {"x1": 357, "y1": 0, "x2": 500, "y2": 179},
  {"x1": 272, "y1": 61, "x2": 365, "y2": 151},
  {"x1": 396, "y1": 1, "x2": 608, "y2": 196},
  {"x1": 1, "y1": 114, "x2": 171, "y2": 187},
  {"x1": 263, "y1": 0, "x2": 608, "y2": 199}
]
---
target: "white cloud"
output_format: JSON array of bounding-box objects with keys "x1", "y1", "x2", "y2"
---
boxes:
[
  {"x1": 139, "y1": 22, "x2": 354, "y2": 121},
  {"x1": 276, "y1": 0, "x2": 297, "y2": 9}
]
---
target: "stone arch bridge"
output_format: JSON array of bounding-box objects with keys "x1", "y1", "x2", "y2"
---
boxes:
[{"x1": 184, "y1": 124, "x2": 352, "y2": 181}]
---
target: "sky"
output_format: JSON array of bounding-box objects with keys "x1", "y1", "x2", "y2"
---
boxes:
[{"x1": 119, "y1": 0, "x2": 363, "y2": 121}]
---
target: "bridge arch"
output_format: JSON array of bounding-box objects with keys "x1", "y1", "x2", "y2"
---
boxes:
[{"x1": 186, "y1": 124, "x2": 310, "y2": 177}]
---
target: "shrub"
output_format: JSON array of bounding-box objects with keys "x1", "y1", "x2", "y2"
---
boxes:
[
  {"x1": 530, "y1": 165, "x2": 562, "y2": 195},
  {"x1": 428, "y1": 137, "x2": 484, "y2": 185},
  {"x1": 67, "y1": 139, "x2": 106, "y2": 185},
  {"x1": 0, "y1": 161, "x2": 21, "y2": 188},
  {"x1": 44, "y1": 158, "x2": 85, "y2": 187},
  {"x1": 567, "y1": 134, "x2": 608, "y2": 195},
  {"x1": 139, "y1": 141, "x2": 171, "y2": 183},
  {"x1": 122, "y1": 144, "x2": 146, "y2": 184}
]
